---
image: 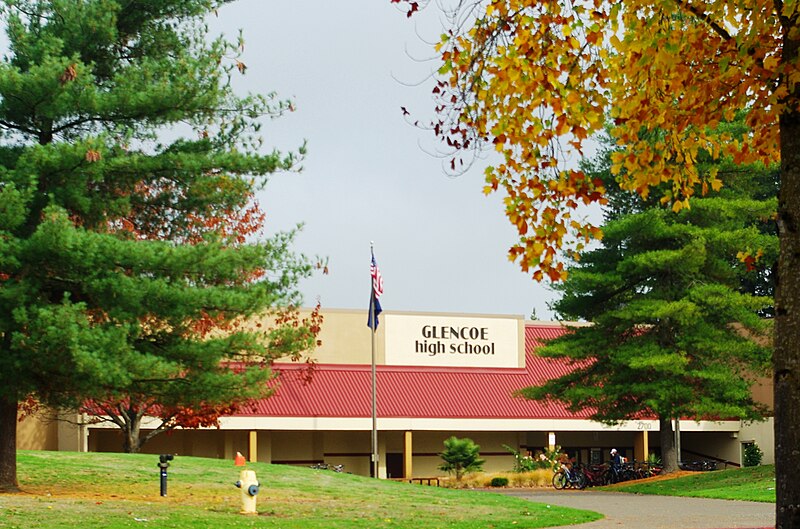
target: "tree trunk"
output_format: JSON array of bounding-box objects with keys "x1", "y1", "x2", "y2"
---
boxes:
[
  {"x1": 776, "y1": 50, "x2": 800, "y2": 529},
  {"x1": 122, "y1": 412, "x2": 142, "y2": 454},
  {"x1": 659, "y1": 416, "x2": 678, "y2": 474},
  {"x1": 0, "y1": 396, "x2": 19, "y2": 492}
]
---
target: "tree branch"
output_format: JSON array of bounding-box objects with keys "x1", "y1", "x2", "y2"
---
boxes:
[{"x1": 674, "y1": 0, "x2": 732, "y2": 41}]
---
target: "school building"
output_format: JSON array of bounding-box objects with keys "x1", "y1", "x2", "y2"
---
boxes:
[{"x1": 18, "y1": 308, "x2": 774, "y2": 478}]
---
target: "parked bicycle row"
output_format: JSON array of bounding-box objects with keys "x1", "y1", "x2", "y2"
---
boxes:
[{"x1": 552, "y1": 459, "x2": 664, "y2": 489}]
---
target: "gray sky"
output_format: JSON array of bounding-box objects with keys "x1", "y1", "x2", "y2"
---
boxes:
[{"x1": 210, "y1": 0, "x2": 560, "y2": 319}]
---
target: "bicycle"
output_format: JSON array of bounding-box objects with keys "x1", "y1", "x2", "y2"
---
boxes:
[
  {"x1": 680, "y1": 460, "x2": 717, "y2": 471},
  {"x1": 552, "y1": 464, "x2": 587, "y2": 490},
  {"x1": 603, "y1": 460, "x2": 635, "y2": 484},
  {"x1": 638, "y1": 461, "x2": 663, "y2": 478},
  {"x1": 309, "y1": 462, "x2": 345, "y2": 473},
  {"x1": 578, "y1": 463, "x2": 608, "y2": 487}
]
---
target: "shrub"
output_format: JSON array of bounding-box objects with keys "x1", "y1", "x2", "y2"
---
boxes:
[
  {"x1": 439, "y1": 436, "x2": 485, "y2": 481},
  {"x1": 540, "y1": 445, "x2": 566, "y2": 471},
  {"x1": 490, "y1": 477, "x2": 509, "y2": 487},
  {"x1": 646, "y1": 452, "x2": 662, "y2": 466},
  {"x1": 502, "y1": 444, "x2": 537, "y2": 472},
  {"x1": 503, "y1": 444, "x2": 564, "y2": 472},
  {"x1": 743, "y1": 443, "x2": 763, "y2": 467}
]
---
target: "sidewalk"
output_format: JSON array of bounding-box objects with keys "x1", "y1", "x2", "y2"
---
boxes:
[{"x1": 493, "y1": 489, "x2": 775, "y2": 529}]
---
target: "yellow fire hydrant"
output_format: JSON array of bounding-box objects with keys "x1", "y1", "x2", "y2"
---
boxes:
[{"x1": 234, "y1": 469, "x2": 260, "y2": 514}]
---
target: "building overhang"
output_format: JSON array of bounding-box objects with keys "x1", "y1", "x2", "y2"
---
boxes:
[{"x1": 85, "y1": 416, "x2": 744, "y2": 433}]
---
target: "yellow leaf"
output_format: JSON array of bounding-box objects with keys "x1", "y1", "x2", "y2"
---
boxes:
[
  {"x1": 585, "y1": 111, "x2": 602, "y2": 126},
  {"x1": 566, "y1": 91, "x2": 580, "y2": 105},
  {"x1": 763, "y1": 55, "x2": 779, "y2": 72}
]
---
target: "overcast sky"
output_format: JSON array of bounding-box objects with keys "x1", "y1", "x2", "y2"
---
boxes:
[{"x1": 210, "y1": 0, "x2": 563, "y2": 319}]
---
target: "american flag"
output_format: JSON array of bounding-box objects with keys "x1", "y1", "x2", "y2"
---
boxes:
[
  {"x1": 371, "y1": 255, "x2": 383, "y2": 299},
  {"x1": 368, "y1": 253, "x2": 383, "y2": 328}
]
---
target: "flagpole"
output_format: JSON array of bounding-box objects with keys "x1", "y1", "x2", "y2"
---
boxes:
[{"x1": 370, "y1": 242, "x2": 379, "y2": 479}]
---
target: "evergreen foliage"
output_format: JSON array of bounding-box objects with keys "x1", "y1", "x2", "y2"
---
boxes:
[
  {"x1": 489, "y1": 476, "x2": 509, "y2": 487},
  {"x1": 0, "y1": 0, "x2": 315, "y2": 489},
  {"x1": 439, "y1": 436, "x2": 485, "y2": 481},
  {"x1": 518, "y1": 134, "x2": 776, "y2": 473},
  {"x1": 743, "y1": 443, "x2": 764, "y2": 467}
]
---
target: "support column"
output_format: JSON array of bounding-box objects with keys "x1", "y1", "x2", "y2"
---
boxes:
[
  {"x1": 378, "y1": 434, "x2": 387, "y2": 479},
  {"x1": 248, "y1": 431, "x2": 258, "y2": 462},
  {"x1": 643, "y1": 430, "x2": 649, "y2": 461},
  {"x1": 403, "y1": 431, "x2": 413, "y2": 479},
  {"x1": 634, "y1": 430, "x2": 649, "y2": 462},
  {"x1": 548, "y1": 432, "x2": 556, "y2": 452}
]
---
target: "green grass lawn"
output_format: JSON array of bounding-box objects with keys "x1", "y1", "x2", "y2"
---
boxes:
[
  {"x1": 0, "y1": 451, "x2": 601, "y2": 529},
  {"x1": 603, "y1": 465, "x2": 776, "y2": 502}
]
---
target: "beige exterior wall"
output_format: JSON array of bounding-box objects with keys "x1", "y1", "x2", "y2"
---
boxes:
[
  {"x1": 295, "y1": 309, "x2": 381, "y2": 365},
  {"x1": 17, "y1": 412, "x2": 58, "y2": 451},
  {"x1": 739, "y1": 418, "x2": 775, "y2": 465},
  {"x1": 751, "y1": 377, "x2": 774, "y2": 410},
  {"x1": 57, "y1": 416, "x2": 87, "y2": 452},
  {"x1": 323, "y1": 430, "x2": 372, "y2": 476},
  {"x1": 680, "y1": 431, "x2": 741, "y2": 466},
  {"x1": 394, "y1": 430, "x2": 520, "y2": 477},
  {"x1": 271, "y1": 430, "x2": 324, "y2": 464}
]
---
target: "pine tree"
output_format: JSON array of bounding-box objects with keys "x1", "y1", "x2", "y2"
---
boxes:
[
  {"x1": 520, "y1": 136, "x2": 777, "y2": 473},
  {"x1": 0, "y1": 1, "x2": 313, "y2": 490}
]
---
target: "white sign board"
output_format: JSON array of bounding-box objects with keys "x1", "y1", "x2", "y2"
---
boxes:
[{"x1": 384, "y1": 314, "x2": 520, "y2": 368}]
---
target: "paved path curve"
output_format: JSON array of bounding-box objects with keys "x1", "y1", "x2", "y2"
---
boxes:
[{"x1": 494, "y1": 489, "x2": 775, "y2": 529}]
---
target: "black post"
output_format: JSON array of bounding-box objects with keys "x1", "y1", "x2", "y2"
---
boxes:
[
  {"x1": 158, "y1": 454, "x2": 174, "y2": 497},
  {"x1": 159, "y1": 466, "x2": 167, "y2": 497}
]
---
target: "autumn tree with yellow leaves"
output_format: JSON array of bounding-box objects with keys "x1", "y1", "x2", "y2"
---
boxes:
[{"x1": 393, "y1": 0, "x2": 797, "y2": 526}]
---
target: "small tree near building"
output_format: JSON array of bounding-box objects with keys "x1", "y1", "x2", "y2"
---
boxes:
[
  {"x1": 744, "y1": 442, "x2": 764, "y2": 467},
  {"x1": 439, "y1": 436, "x2": 485, "y2": 481}
]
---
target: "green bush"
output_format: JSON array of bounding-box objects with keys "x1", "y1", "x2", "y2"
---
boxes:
[
  {"x1": 490, "y1": 477, "x2": 509, "y2": 487},
  {"x1": 646, "y1": 452, "x2": 662, "y2": 465},
  {"x1": 743, "y1": 443, "x2": 763, "y2": 467},
  {"x1": 439, "y1": 436, "x2": 485, "y2": 481}
]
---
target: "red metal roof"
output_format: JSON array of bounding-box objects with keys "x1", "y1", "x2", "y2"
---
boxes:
[{"x1": 238, "y1": 322, "x2": 595, "y2": 420}]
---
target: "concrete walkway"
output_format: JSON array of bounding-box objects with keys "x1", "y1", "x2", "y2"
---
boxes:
[{"x1": 494, "y1": 489, "x2": 775, "y2": 529}]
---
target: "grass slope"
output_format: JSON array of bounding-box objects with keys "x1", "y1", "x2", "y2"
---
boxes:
[
  {"x1": 603, "y1": 465, "x2": 776, "y2": 502},
  {"x1": 0, "y1": 451, "x2": 601, "y2": 529}
]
